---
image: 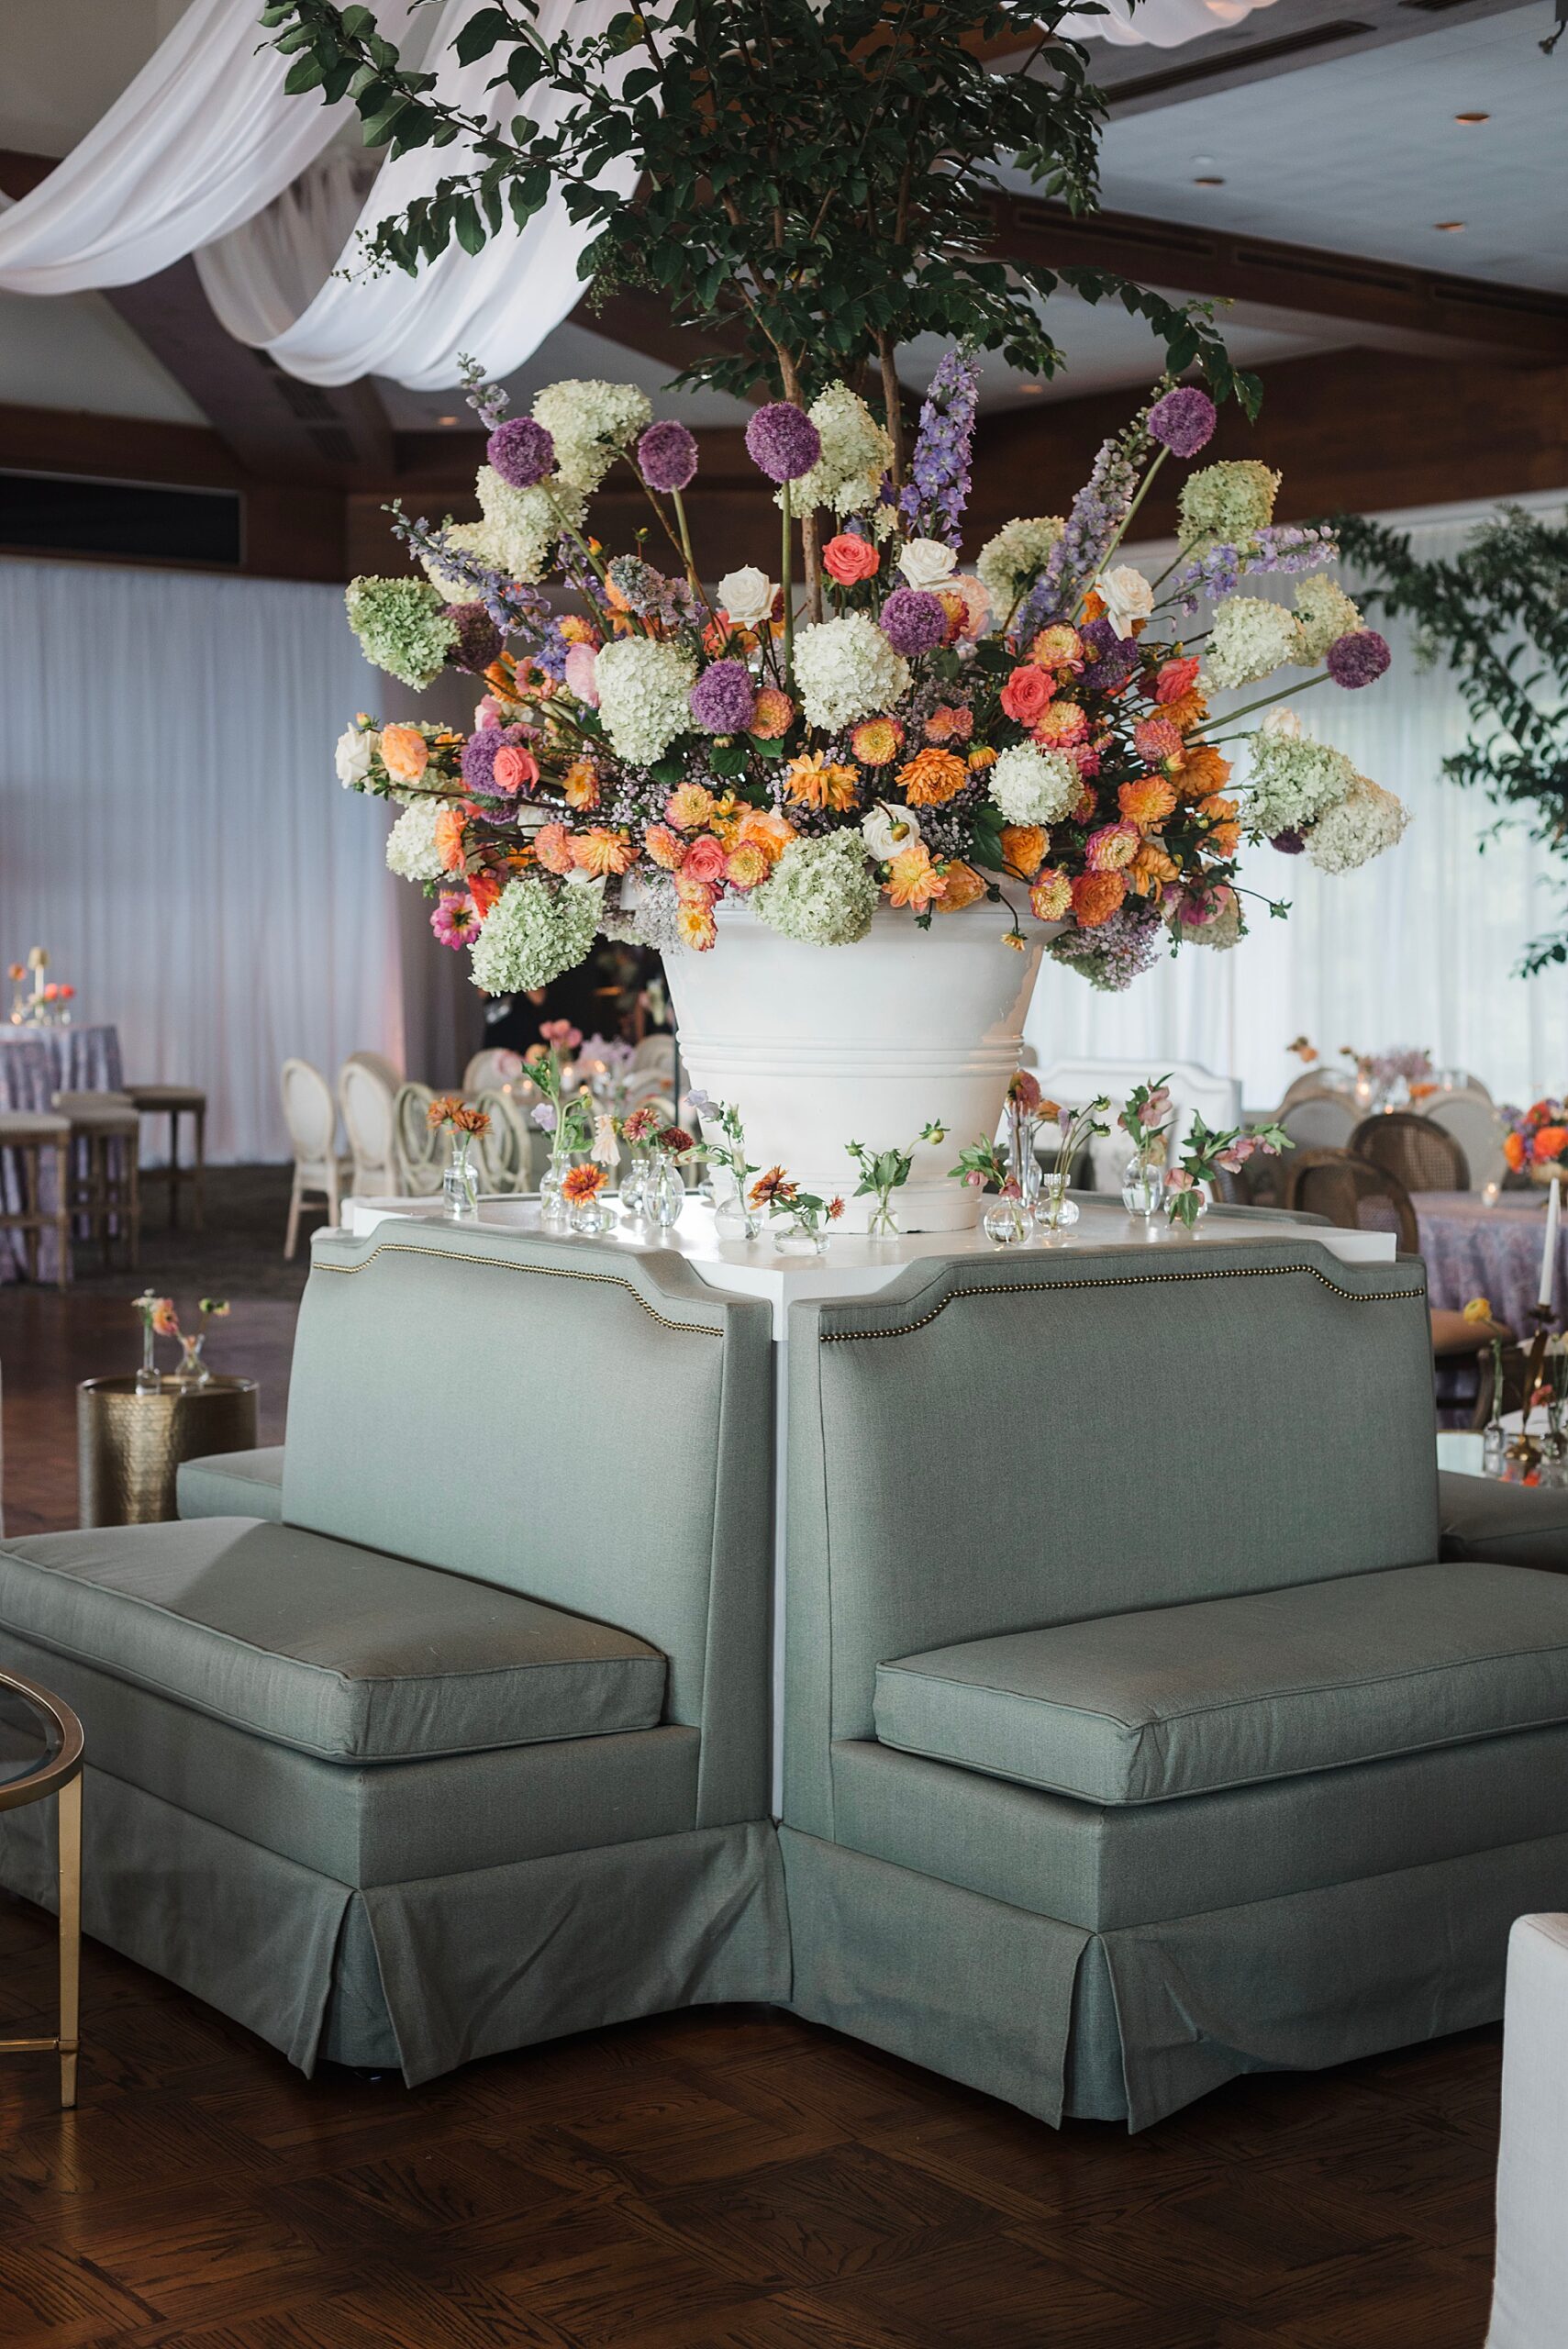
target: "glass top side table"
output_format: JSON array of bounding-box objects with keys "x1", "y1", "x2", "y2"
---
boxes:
[{"x1": 0, "y1": 1666, "x2": 83, "y2": 2108}]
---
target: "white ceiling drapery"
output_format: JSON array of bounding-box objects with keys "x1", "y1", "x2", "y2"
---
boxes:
[{"x1": 0, "y1": 0, "x2": 1273, "y2": 388}]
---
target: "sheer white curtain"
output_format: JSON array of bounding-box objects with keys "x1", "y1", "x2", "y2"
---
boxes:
[
  {"x1": 1027, "y1": 495, "x2": 1568, "y2": 1112},
  {"x1": 0, "y1": 558, "x2": 406, "y2": 1161}
]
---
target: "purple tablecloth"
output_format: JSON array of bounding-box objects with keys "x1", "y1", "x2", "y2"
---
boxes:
[
  {"x1": 0, "y1": 1025, "x2": 124, "y2": 1281},
  {"x1": 1416, "y1": 1189, "x2": 1564, "y2": 1334}
]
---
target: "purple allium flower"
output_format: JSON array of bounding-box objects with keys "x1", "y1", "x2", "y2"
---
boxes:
[
  {"x1": 461, "y1": 723, "x2": 527, "y2": 796},
  {"x1": 898, "y1": 348, "x2": 981, "y2": 545},
  {"x1": 486, "y1": 416, "x2": 555, "y2": 489},
  {"x1": 638, "y1": 419, "x2": 699, "y2": 493},
  {"x1": 1271, "y1": 829, "x2": 1307, "y2": 855},
  {"x1": 429, "y1": 893, "x2": 478, "y2": 951},
  {"x1": 447, "y1": 602, "x2": 502, "y2": 674},
  {"x1": 689, "y1": 659, "x2": 757, "y2": 736},
  {"x1": 880, "y1": 587, "x2": 948, "y2": 656},
  {"x1": 745, "y1": 402, "x2": 821, "y2": 485},
  {"x1": 1326, "y1": 629, "x2": 1392, "y2": 689},
  {"x1": 1147, "y1": 385, "x2": 1218, "y2": 459},
  {"x1": 1076, "y1": 618, "x2": 1141, "y2": 692}
]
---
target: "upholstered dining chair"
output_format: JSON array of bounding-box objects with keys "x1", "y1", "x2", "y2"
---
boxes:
[
  {"x1": 391, "y1": 1083, "x2": 443, "y2": 1197},
  {"x1": 280, "y1": 1060, "x2": 350, "y2": 1259},
  {"x1": 1274, "y1": 1070, "x2": 1354, "y2": 1117},
  {"x1": 338, "y1": 1058, "x2": 399, "y2": 1199},
  {"x1": 462, "y1": 1048, "x2": 525, "y2": 1097},
  {"x1": 1284, "y1": 1146, "x2": 1419, "y2": 1254},
  {"x1": 1352, "y1": 1111, "x2": 1469, "y2": 1195},
  {"x1": 1277, "y1": 1091, "x2": 1361, "y2": 1152},
  {"x1": 1425, "y1": 1089, "x2": 1508, "y2": 1192}
]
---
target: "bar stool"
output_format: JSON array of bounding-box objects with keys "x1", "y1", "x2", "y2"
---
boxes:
[
  {"x1": 0, "y1": 1111, "x2": 72, "y2": 1289},
  {"x1": 124, "y1": 1083, "x2": 206, "y2": 1230},
  {"x1": 51, "y1": 1092, "x2": 141, "y2": 1274}
]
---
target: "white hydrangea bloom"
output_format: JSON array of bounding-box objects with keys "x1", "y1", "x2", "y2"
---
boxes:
[
  {"x1": 384, "y1": 799, "x2": 447, "y2": 881},
  {"x1": 975, "y1": 517, "x2": 1065, "y2": 614},
  {"x1": 1202, "y1": 596, "x2": 1303, "y2": 691},
  {"x1": 987, "y1": 742, "x2": 1080, "y2": 827},
  {"x1": 752, "y1": 832, "x2": 880, "y2": 946},
  {"x1": 785, "y1": 382, "x2": 895, "y2": 518},
  {"x1": 531, "y1": 380, "x2": 651, "y2": 493},
  {"x1": 1305, "y1": 775, "x2": 1409, "y2": 874},
  {"x1": 791, "y1": 614, "x2": 909, "y2": 732},
  {"x1": 595, "y1": 636, "x2": 697, "y2": 765},
  {"x1": 417, "y1": 520, "x2": 492, "y2": 600},
  {"x1": 1243, "y1": 729, "x2": 1358, "y2": 834},
  {"x1": 601, "y1": 872, "x2": 684, "y2": 953},
  {"x1": 475, "y1": 466, "x2": 585, "y2": 584},
  {"x1": 1293, "y1": 574, "x2": 1363, "y2": 662},
  {"x1": 470, "y1": 874, "x2": 605, "y2": 993},
  {"x1": 335, "y1": 725, "x2": 376, "y2": 788}
]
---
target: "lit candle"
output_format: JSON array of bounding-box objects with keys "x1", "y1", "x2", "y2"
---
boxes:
[{"x1": 1540, "y1": 1176, "x2": 1561, "y2": 1313}]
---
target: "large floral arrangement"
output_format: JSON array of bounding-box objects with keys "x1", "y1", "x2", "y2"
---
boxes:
[
  {"x1": 338, "y1": 361, "x2": 1406, "y2": 999},
  {"x1": 1503, "y1": 1098, "x2": 1568, "y2": 1177}
]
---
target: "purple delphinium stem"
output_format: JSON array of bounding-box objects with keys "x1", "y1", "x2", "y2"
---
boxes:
[
  {"x1": 1163, "y1": 525, "x2": 1340, "y2": 615},
  {"x1": 897, "y1": 349, "x2": 981, "y2": 546},
  {"x1": 384, "y1": 501, "x2": 548, "y2": 639},
  {"x1": 1011, "y1": 410, "x2": 1149, "y2": 648}
]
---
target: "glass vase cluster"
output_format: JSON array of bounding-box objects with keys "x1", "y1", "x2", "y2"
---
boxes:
[{"x1": 443, "y1": 1137, "x2": 481, "y2": 1221}]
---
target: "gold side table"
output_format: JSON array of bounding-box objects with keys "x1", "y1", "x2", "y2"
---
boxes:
[
  {"x1": 77, "y1": 1375, "x2": 260, "y2": 1528},
  {"x1": 0, "y1": 1667, "x2": 83, "y2": 2107}
]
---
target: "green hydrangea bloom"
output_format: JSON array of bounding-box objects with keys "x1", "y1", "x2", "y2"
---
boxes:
[
  {"x1": 752, "y1": 832, "x2": 879, "y2": 947},
  {"x1": 1176, "y1": 462, "x2": 1280, "y2": 551},
  {"x1": 469, "y1": 876, "x2": 604, "y2": 994},
  {"x1": 344, "y1": 576, "x2": 457, "y2": 690}
]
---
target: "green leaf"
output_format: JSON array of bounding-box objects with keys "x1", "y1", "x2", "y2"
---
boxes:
[
  {"x1": 454, "y1": 6, "x2": 514, "y2": 65},
  {"x1": 283, "y1": 51, "x2": 328, "y2": 95}
]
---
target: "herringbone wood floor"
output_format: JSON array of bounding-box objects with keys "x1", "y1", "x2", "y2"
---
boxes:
[{"x1": 0, "y1": 1250, "x2": 1503, "y2": 2349}]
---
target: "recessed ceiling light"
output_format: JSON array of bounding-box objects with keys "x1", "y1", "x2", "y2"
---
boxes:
[
  {"x1": 1019, "y1": 383, "x2": 1044, "y2": 395},
  {"x1": 437, "y1": 413, "x2": 460, "y2": 426},
  {"x1": 1434, "y1": 219, "x2": 1466, "y2": 231},
  {"x1": 1194, "y1": 174, "x2": 1226, "y2": 185},
  {"x1": 1454, "y1": 110, "x2": 1490, "y2": 123}
]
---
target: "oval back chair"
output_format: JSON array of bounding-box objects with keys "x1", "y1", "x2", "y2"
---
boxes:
[
  {"x1": 1352, "y1": 1111, "x2": 1469, "y2": 1196},
  {"x1": 392, "y1": 1082, "x2": 443, "y2": 1197},
  {"x1": 280, "y1": 1058, "x2": 349, "y2": 1258},
  {"x1": 462, "y1": 1047, "x2": 526, "y2": 1097},
  {"x1": 1278, "y1": 1092, "x2": 1360, "y2": 1152},
  {"x1": 1284, "y1": 1146, "x2": 1419, "y2": 1255},
  {"x1": 1424, "y1": 1090, "x2": 1508, "y2": 1192},
  {"x1": 338, "y1": 1057, "x2": 398, "y2": 1197}
]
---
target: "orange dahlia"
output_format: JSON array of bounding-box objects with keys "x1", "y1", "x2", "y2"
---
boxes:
[
  {"x1": 468, "y1": 868, "x2": 503, "y2": 918},
  {"x1": 666, "y1": 782, "x2": 716, "y2": 831},
  {"x1": 925, "y1": 704, "x2": 974, "y2": 745},
  {"x1": 1199, "y1": 795, "x2": 1240, "y2": 857},
  {"x1": 1032, "y1": 701, "x2": 1089, "y2": 750},
  {"x1": 534, "y1": 822, "x2": 576, "y2": 875},
  {"x1": 785, "y1": 752, "x2": 861, "y2": 812},
  {"x1": 851, "y1": 716, "x2": 905, "y2": 767},
  {"x1": 571, "y1": 828, "x2": 638, "y2": 877},
  {"x1": 1130, "y1": 841, "x2": 1180, "y2": 896},
  {"x1": 725, "y1": 842, "x2": 768, "y2": 891},
  {"x1": 562, "y1": 1163, "x2": 606, "y2": 1205},
  {"x1": 967, "y1": 745, "x2": 997, "y2": 772},
  {"x1": 1505, "y1": 1131, "x2": 1527, "y2": 1171},
  {"x1": 1533, "y1": 1126, "x2": 1568, "y2": 1163},
  {"x1": 1030, "y1": 623, "x2": 1084, "y2": 672},
  {"x1": 676, "y1": 891, "x2": 717, "y2": 951},
  {"x1": 1118, "y1": 776, "x2": 1178, "y2": 829},
  {"x1": 562, "y1": 758, "x2": 601, "y2": 810},
  {"x1": 435, "y1": 806, "x2": 469, "y2": 874},
  {"x1": 1030, "y1": 868, "x2": 1072, "y2": 922},
  {"x1": 1174, "y1": 742, "x2": 1232, "y2": 800},
  {"x1": 1159, "y1": 688, "x2": 1209, "y2": 735},
  {"x1": 1071, "y1": 871, "x2": 1127, "y2": 928},
  {"x1": 644, "y1": 824, "x2": 684, "y2": 871},
  {"x1": 897, "y1": 746, "x2": 969, "y2": 807},
  {"x1": 751, "y1": 686, "x2": 795, "y2": 740},
  {"x1": 885, "y1": 842, "x2": 948, "y2": 911},
  {"x1": 1000, "y1": 824, "x2": 1049, "y2": 880},
  {"x1": 1086, "y1": 820, "x2": 1140, "y2": 874},
  {"x1": 736, "y1": 807, "x2": 797, "y2": 864}
]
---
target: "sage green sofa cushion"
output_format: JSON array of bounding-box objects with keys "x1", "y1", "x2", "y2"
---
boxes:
[
  {"x1": 874, "y1": 1560, "x2": 1568, "y2": 1805},
  {"x1": 177, "y1": 1447, "x2": 285, "y2": 1522},
  {"x1": 0, "y1": 1518, "x2": 666, "y2": 1764},
  {"x1": 1438, "y1": 1470, "x2": 1568, "y2": 1574}
]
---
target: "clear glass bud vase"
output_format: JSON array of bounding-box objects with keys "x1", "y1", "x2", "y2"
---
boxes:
[
  {"x1": 538, "y1": 1151, "x2": 570, "y2": 1225},
  {"x1": 175, "y1": 1333, "x2": 210, "y2": 1386},
  {"x1": 646, "y1": 1152, "x2": 685, "y2": 1230},
  {"x1": 443, "y1": 1140, "x2": 480, "y2": 1221},
  {"x1": 983, "y1": 1192, "x2": 1031, "y2": 1246},
  {"x1": 1035, "y1": 1171, "x2": 1080, "y2": 1235},
  {"x1": 1121, "y1": 1147, "x2": 1166, "y2": 1217}
]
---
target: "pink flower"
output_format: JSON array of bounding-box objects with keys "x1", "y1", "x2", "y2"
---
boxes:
[
  {"x1": 1165, "y1": 1167, "x2": 1195, "y2": 1192},
  {"x1": 540, "y1": 1019, "x2": 583, "y2": 1053},
  {"x1": 1154, "y1": 657, "x2": 1201, "y2": 705},
  {"x1": 492, "y1": 743, "x2": 539, "y2": 796},
  {"x1": 474, "y1": 696, "x2": 500, "y2": 729},
  {"x1": 564, "y1": 643, "x2": 600, "y2": 707},
  {"x1": 429, "y1": 893, "x2": 479, "y2": 951},
  {"x1": 681, "y1": 835, "x2": 728, "y2": 885}
]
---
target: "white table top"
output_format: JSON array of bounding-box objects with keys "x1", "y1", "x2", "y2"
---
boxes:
[{"x1": 341, "y1": 1193, "x2": 1397, "y2": 1338}]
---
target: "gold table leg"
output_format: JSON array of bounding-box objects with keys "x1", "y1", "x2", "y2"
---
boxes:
[{"x1": 57, "y1": 1776, "x2": 81, "y2": 2110}]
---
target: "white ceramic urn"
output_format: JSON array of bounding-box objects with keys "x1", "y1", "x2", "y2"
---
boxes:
[{"x1": 662, "y1": 902, "x2": 1060, "y2": 1232}]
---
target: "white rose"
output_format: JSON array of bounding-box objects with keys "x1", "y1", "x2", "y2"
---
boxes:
[
  {"x1": 1262, "y1": 705, "x2": 1306, "y2": 740},
  {"x1": 861, "y1": 802, "x2": 923, "y2": 862},
  {"x1": 899, "y1": 538, "x2": 959, "y2": 593},
  {"x1": 717, "y1": 567, "x2": 776, "y2": 630},
  {"x1": 1098, "y1": 565, "x2": 1153, "y2": 639},
  {"x1": 335, "y1": 726, "x2": 375, "y2": 787}
]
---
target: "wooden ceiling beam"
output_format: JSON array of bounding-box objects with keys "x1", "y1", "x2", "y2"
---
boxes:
[{"x1": 985, "y1": 190, "x2": 1568, "y2": 364}]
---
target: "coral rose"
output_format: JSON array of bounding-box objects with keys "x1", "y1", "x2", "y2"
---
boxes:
[
  {"x1": 681, "y1": 833, "x2": 728, "y2": 885},
  {"x1": 934, "y1": 861, "x2": 987, "y2": 913},
  {"x1": 1030, "y1": 868, "x2": 1072, "y2": 922},
  {"x1": 897, "y1": 746, "x2": 969, "y2": 807},
  {"x1": 1532, "y1": 1126, "x2": 1568, "y2": 1163},
  {"x1": 736, "y1": 807, "x2": 796, "y2": 864},
  {"x1": 1000, "y1": 665, "x2": 1053, "y2": 727},
  {"x1": 492, "y1": 743, "x2": 539, "y2": 796},
  {"x1": 1000, "y1": 824, "x2": 1049, "y2": 879},
  {"x1": 1118, "y1": 776, "x2": 1178, "y2": 829},
  {"x1": 822, "y1": 533, "x2": 881, "y2": 586},
  {"x1": 1072, "y1": 871, "x2": 1128, "y2": 927},
  {"x1": 380, "y1": 724, "x2": 428, "y2": 783}
]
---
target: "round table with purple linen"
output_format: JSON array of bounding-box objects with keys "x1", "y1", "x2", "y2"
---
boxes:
[
  {"x1": 1416, "y1": 1188, "x2": 1565, "y2": 1335},
  {"x1": 0, "y1": 1026, "x2": 124, "y2": 1283}
]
